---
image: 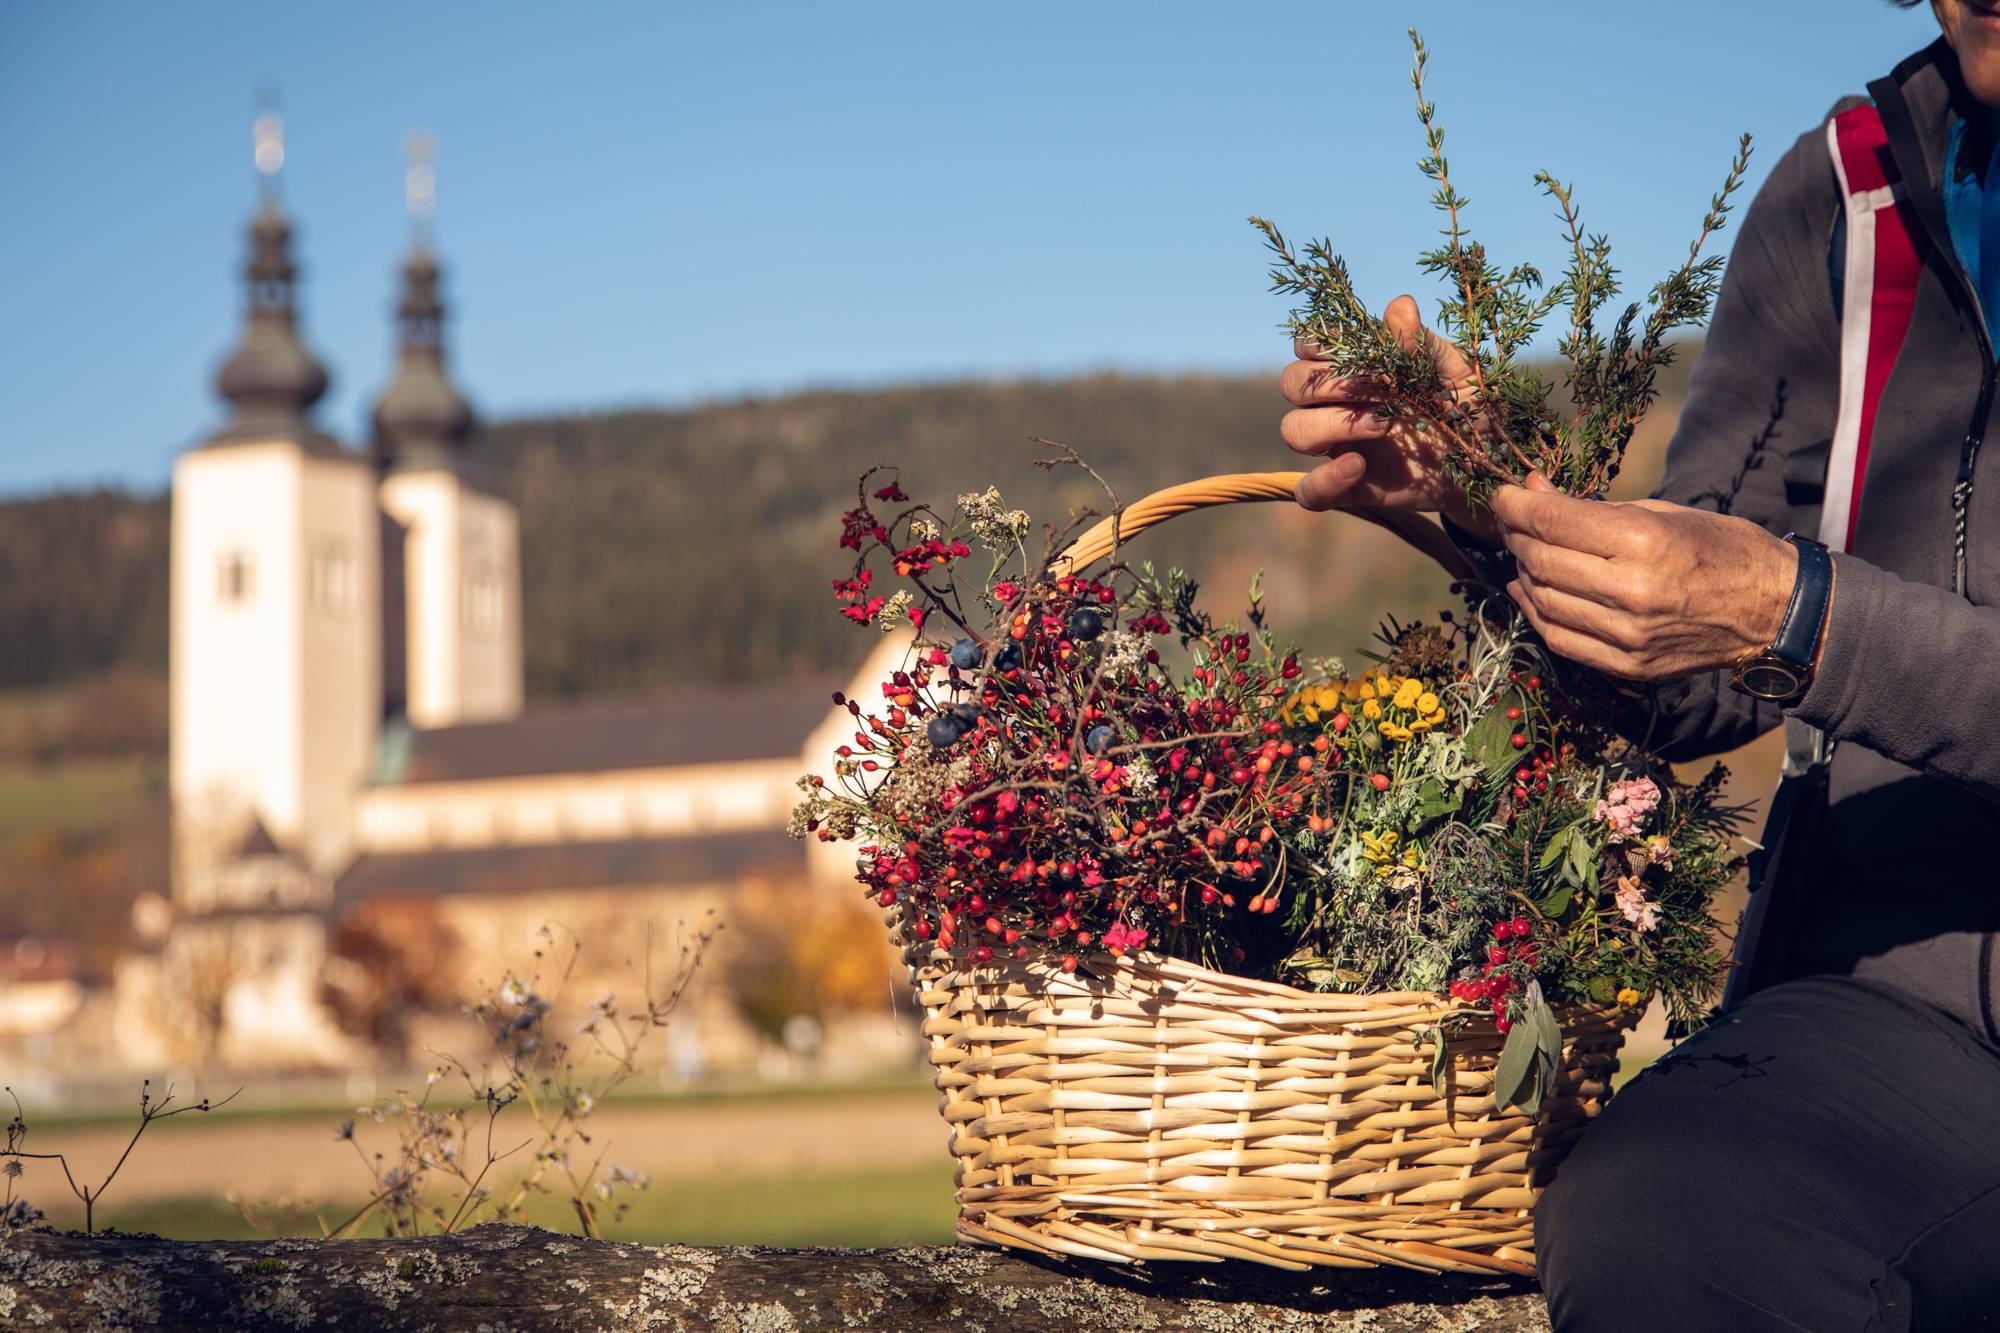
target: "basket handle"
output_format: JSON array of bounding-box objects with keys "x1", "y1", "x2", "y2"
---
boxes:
[{"x1": 1051, "y1": 470, "x2": 1476, "y2": 582}]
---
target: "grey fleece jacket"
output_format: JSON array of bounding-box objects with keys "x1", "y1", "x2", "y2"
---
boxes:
[{"x1": 1467, "y1": 39, "x2": 2000, "y2": 1039}]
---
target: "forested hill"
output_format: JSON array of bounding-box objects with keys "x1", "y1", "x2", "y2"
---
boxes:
[{"x1": 0, "y1": 361, "x2": 1695, "y2": 711}]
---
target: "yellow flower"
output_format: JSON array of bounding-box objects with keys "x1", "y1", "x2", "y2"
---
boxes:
[
  {"x1": 1362, "y1": 698, "x2": 1382, "y2": 720},
  {"x1": 1393, "y1": 678, "x2": 1422, "y2": 711},
  {"x1": 1416, "y1": 691, "x2": 1439, "y2": 715},
  {"x1": 1359, "y1": 829, "x2": 1399, "y2": 862},
  {"x1": 1381, "y1": 722, "x2": 1412, "y2": 742},
  {"x1": 1616, "y1": 987, "x2": 1643, "y2": 1007}
]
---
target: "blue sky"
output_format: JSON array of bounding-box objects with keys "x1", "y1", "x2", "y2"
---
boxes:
[{"x1": 0, "y1": 1, "x2": 1933, "y2": 494}]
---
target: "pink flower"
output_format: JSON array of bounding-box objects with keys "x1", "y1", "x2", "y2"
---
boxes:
[
  {"x1": 1644, "y1": 835, "x2": 1674, "y2": 871},
  {"x1": 1614, "y1": 876, "x2": 1660, "y2": 933},
  {"x1": 1103, "y1": 921, "x2": 1150, "y2": 955},
  {"x1": 1593, "y1": 776, "x2": 1662, "y2": 844}
]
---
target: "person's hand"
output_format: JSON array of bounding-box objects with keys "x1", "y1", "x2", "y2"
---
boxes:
[
  {"x1": 1492, "y1": 473, "x2": 1800, "y2": 681},
  {"x1": 1278, "y1": 294, "x2": 1499, "y2": 544}
]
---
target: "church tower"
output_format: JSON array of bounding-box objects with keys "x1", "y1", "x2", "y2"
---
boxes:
[
  {"x1": 373, "y1": 136, "x2": 523, "y2": 729},
  {"x1": 169, "y1": 107, "x2": 382, "y2": 898}
]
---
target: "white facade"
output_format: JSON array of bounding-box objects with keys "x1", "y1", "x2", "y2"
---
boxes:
[
  {"x1": 170, "y1": 437, "x2": 382, "y2": 890},
  {"x1": 377, "y1": 464, "x2": 523, "y2": 728}
]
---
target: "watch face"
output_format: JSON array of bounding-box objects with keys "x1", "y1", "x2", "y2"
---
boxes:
[{"x1": 1735, "y1": 656, "x2": 1806, "y2": 701}]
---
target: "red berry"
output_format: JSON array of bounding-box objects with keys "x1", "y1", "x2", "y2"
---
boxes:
[
  {"x1": 1371, "y1": 773, "x2": 1391, "y2": 792},
  {"x1": 1493, "y1": 922, "x2": 1512, "y2": 941},
  {"x1": 1511, "y1": 918, "x2": 1532, "y2": 938},
  {"x1": 972, "y1": 946, "x2": 993, "y2": 963},
  {"x1": 1506, "y1": 706, "x2": 1522, "y2": 721},
  {"x1": 1495, "y1": 1016, "x2": 1514, "y2": 1034},
  {"x1": 878, "y1": 889, "x2": 898, "y2": 907},
  {"x1": 1488, "y1": 945, "x2": 1510, "y2": 966},
  {"x1": 1510, "y1": 734, "x2": 1526, "y2": 749},
  {"x1": 1527, "y1": 676, "x2": 1542, "y2": 690},
  {"x1": 1060, "y1": 955, "x2": 1079, "y2": 973}
]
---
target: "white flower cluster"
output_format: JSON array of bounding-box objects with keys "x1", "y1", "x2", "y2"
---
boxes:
[
  {"x1": 956, "y1": 486, "x2": 1031, "y2": 550},
  {"x1": 1098, "y1": 629, "x2": 1146, "y2": 678},
  {"x1": 910, "y1": 518, "x2": 941, "y2": 542},
  {"x1": 1123, "y1": 756, "x2": 1158, "y2": 796},
  {"x1": 878, "y1": 589, "x2": 915, "y2": 631}
]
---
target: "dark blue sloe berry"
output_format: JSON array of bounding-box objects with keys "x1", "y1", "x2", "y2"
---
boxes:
[
  {"x1": 994, "y1": 643, "x2": 1022, "y2": 672},
  {"x1": 1068, "y1": 607, "x2": 1104, "y2": 641},
  {"x1": 951, "y1": 703, "x2": 981, "y2": 733},
  {"x1": 1086, "y1": 724, "x2": 1115, "y2": 755},
  {"x1": 949, "y1": 637, "x2": 982, "y2": 670},
  {"x1": 926, "y1": 716, "x2": 961, "y2": 749}
]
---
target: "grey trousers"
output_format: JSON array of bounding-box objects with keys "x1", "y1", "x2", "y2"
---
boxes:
[{"x1": 1536, "y1": 974, "x2": 2000, "y2": 1331}]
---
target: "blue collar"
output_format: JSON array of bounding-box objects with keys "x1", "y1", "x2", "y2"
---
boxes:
[{"x1": 1945, "y1": 107, "x2": 2000, "y2": 348}]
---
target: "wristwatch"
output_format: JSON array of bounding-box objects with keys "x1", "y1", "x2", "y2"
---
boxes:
[{"x1": 1729, "y1": 533, "x2": 1833, "y2": 703}]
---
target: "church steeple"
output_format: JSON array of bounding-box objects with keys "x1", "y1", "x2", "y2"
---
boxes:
[
  {"x1": 214, "y1": 104, "x2": 330, "y2": 434},
  {"x1": 372, "y1": 135, "x2": 474, "y2": 468}
]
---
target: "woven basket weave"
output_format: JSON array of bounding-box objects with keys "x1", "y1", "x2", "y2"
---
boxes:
[{"x1": 896, "y1": 471, "x2": 1636, "y2": 1274}]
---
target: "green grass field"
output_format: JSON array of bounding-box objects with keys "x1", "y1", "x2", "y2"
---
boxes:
[
  {"x1": 48, "y1": 1161, "x2": 958, "y2": 1248},
  {"x1": 0, "y1": 756, "x2": 156, "y2": 844}
]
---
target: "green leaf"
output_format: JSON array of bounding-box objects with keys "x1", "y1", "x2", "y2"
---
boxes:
[
  {"x1": 1429, "y1": 1027, "x2": 1450, "y2": 1097},
  {"x1": 1541, "y1": 881, "x2": 1572, "y2": 917},
  {"x1": 1467, "y1": 693, "x2": 1525, "y2": 781},
  {"x1": 1537, "y1": 826, "x2": 1571, "y2": 872},
  {"x1": 1412, "y1": 779, "x2": 1456, "y2": 831},
  {"x1": 1493, "y1": 1016, "x2": 1539, "y2": 1113},
  {"x1": 1564, "y1": 830, "x2": 1593, "y2": 887}
]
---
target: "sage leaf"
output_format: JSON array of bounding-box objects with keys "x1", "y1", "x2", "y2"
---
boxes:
[{"x1": 1494, "y1": 1015, "x2": 1538, "y2": 1113}]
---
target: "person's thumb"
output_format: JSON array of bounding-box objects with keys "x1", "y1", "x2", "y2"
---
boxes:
[{"x1": 1523, "y1": 470, "x2": 1559, "y2": 494}]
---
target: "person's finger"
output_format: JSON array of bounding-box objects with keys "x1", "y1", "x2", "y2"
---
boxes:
[
  {"x1": 1294, "y1": 453, "x2": 1371, "y2": 512},
  {"x1": 1279, "y1": 360, "x2": 1386, "y2": 407},
  {"x1": 1508, "y1": 580, "x2": 1636, "y2": 678},
  {"x1": 1490, "y1": 484, "x2": 1635, "y2": 558},
  {"x1": 1292, "y1": 334, "x2": 1332, "y2": 361},
  {"x1": 1523, "y1": 470, "x2": 1559, "y2": 494},
  {"x1": 1503, "y1": 531, "x2": 1625, "y2": 609},
  {"x1": 1514, "y1": 563, "x2": 1647, "y2": 653},
  {"x1": 1280, "y1": 406, "x2": 1390, "y2": 456},
  {"x1": 1383, "y1": 294, "x2": 1475, "y2": 387}
]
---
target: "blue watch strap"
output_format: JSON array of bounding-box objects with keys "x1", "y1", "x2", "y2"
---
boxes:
[{"x1": 1771, "y1": 533, "x2": 1833, "y2": 668}]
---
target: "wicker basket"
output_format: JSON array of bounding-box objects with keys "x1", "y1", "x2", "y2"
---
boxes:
[{"x1": 894, "y1": 471, "x2": 1639, "y2": 1274}]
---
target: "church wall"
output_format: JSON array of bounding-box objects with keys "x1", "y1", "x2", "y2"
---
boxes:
[
  {"x1": 297, "y1": 452, "x2": 382, "y2": 874},
  {"x1": 377, "y1": 469, "x2": 461, "y2": 729},
  {"x1": 454, "y1": 487, "x2": 523, "y2": 722},
  {"x1": 171, "y1": 442, "x2": 309, "y2": 899},
  {"x1": 353, "y1": 758, "x2": 799, "y2": 854},
  {"x1": 378, "y1": 469, "x2": 524, "y2": 730}
]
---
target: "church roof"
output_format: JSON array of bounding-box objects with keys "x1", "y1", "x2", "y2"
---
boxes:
[
  {"x1": 387, "y1": 682, "x2": 840, "y2": 785},
  {"x1": 331, "y1": 827, "x2": 802, "y2": 905},
  {"x1": 372, "y1": 244, "x2": 476, "y2": 465},
  {"x1": 212, "y1": 197, "x2": 332, "y2": 436}
]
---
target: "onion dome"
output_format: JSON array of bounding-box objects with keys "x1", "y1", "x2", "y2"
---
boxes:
[
  {"x1": 214, "y1": 199, "x2": 330, "y2": 429},
  {"x1": 371, "y1": 244, "x2": 475, "y2": 466}
]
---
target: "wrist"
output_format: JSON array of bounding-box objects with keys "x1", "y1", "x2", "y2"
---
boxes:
[{"x1": 1728, "y1": 533, "x2": 1832, "y2": 704}]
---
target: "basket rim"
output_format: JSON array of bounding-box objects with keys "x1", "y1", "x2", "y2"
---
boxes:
[{"x1": 905, "y1": 938, "x2": 1637, "y2": 1024}]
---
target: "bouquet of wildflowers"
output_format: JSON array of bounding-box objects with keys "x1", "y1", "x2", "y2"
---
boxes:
[
  {"x1": 791, "y1": 459, "x2": 1741, "y2": 1087},
  {"x1": 789, "y1": 31, "x2": 1750, "y2": 1110}
]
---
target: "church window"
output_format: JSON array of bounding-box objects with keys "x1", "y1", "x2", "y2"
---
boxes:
[
  {"x1": 311, "y1": 540, "x2": 356, "y2": 615},
  {"x1": 464, "y1": 564, "x2": 504, "y2": 634},
  {"x1": 218, "y1": 550, "x2": 254, "y2": 605}
]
